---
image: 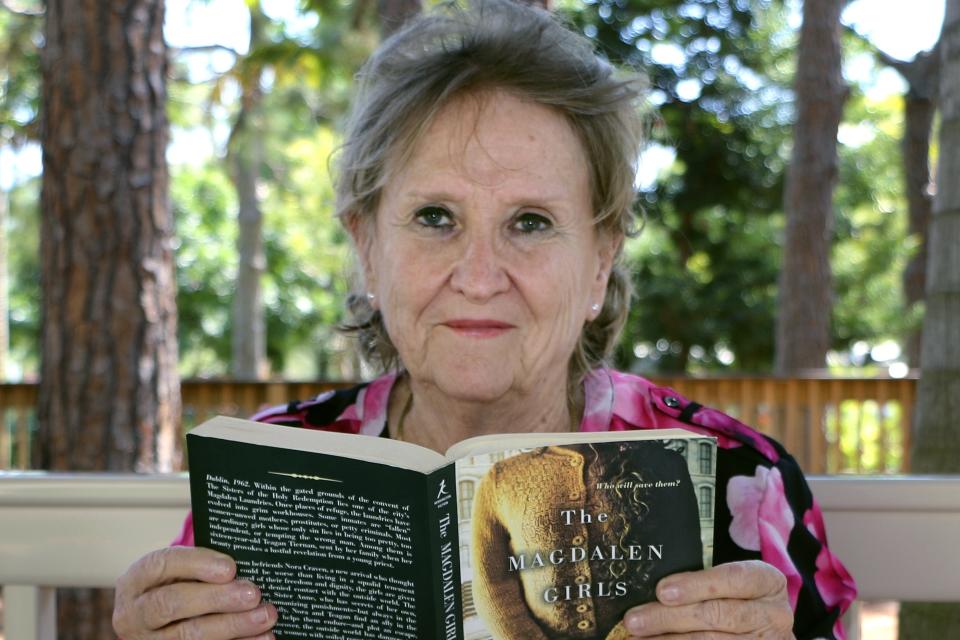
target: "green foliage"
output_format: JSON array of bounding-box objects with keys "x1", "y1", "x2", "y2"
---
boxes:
[
  {"x1": 832, "y1": 91, "x2": 916, "y2": 355},
  {"x1": 618, "y1": 206, "x2": 781, "y2": 372},
  {"x1": 828, "y1": 399, "x2": 907, "y2": 473},
  {"x1": 167, "y1": 0, "x2": 376, "y2": 379},
  {"x1": 566, "y1": 0, "x2": 911, "y2": 375},
  {"x1": 173, "y1": 163, "x2": 238, "y2": 376},
  {"x1": 259, "y1": 127, "x2": 355, "y2": 378},
  {"x1": 4, "y1": 177, "x2": 40, "y2": 378},
  {"x1": 560, "y1": 0, "x2": 792, "y2": 373},
  {"x1": 0, "y1": 6, "x2": 41, "y2": 146},
  {"x1": 171, "y1": 122, "x2": 355, "y2": 379}
]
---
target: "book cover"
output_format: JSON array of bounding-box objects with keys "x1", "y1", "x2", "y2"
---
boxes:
[
  {"x1": 187, "y1": 416, "x2": 715, "y2": 640},
  {"x1": 454, "y1": 438, "x2": 716, "y2": 640}
]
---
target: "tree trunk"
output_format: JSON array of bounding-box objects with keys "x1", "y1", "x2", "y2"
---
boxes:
[
  {"x1": 901, "y1": 89, "x2": 937, "y2": 367},
  {"x1": 229, "y1": 3, "x2": 268, "y2": 379},
  {"x1": 909, "y1": 0, "x2": 960, "y2": 474},
  {"x1": 880, "y1": 47, "x2": 940, "y2": 367},
  {"x1": 38, "y1": 1, "x2": 180, "y2": 637},
  {"x1": 774, "y1": 0, "x2": 846, "y2": 374},
  {"x1": 899, "y1": 0, "x2": 960, "y2": 634}
]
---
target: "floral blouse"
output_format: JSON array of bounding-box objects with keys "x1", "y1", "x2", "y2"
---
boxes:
[{"x1": 175, "y1": 368, "x2": 856, "y2": 640}]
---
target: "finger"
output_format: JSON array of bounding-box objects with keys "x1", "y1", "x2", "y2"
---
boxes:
[
  {"x1": 157, "y1": 603, "x2": 277, "y2": 640},
  {"x1": 624, "y1": 599, "x2": 793, "y2": 637},
  {"x1": 118, "y1": 546, "x2": 236, "y2": 596},
  {"x1": 138, "y1": 580, "x2": 263, "y2": 630},
  {"x1": 655, "y1": 560, "x2": 787, "y2": 605}
]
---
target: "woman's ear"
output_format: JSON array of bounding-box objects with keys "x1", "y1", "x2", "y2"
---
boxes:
[
  {"x1": 345, "y1": 211, "x2": 379, "y2": 305},
  {"x1": 589, "y1": 231, "x2": 623, "y2": 314}
]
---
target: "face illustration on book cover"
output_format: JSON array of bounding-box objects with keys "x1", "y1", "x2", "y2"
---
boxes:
[{"x1": 455, "y1": 439, "x2": 716, "y2": 640}]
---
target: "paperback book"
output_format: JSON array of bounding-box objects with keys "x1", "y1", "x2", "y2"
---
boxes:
[{"x1": 187, "y1": 415, "x2": 717, "y2": 640}]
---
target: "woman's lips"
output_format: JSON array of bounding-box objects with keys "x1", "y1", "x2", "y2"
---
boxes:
[{"x1": 443, "y1": 319, "x2": 515, "y2": 338}]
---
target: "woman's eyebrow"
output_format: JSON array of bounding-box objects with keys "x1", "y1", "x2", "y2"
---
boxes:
[{"x1": 403, "y1": 184, "x2": 574, "y2": 205}]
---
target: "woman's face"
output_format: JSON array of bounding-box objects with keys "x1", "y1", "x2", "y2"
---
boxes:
[{"x1": 354, "y1": 90, "x2": 618, "y2": 402}]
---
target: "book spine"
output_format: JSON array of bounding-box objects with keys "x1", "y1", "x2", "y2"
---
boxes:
[
  {"x1": 426, "y1": 463, "x2": 464, "y2": 640},
  {"x1": 186, "y1": 434, "x2": 212, "y2": 547}
]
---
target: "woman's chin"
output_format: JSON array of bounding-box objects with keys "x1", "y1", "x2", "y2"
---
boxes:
[
  {"x1": 422, "y1": 362, "x2": 516, "y2": 405},
  {"x1": 435, "y1": 375, "x2": 513, "y2": 405}
]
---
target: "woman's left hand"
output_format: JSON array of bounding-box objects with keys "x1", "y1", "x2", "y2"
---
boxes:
[{"x1": 622, "y1": 560, "x2": 795, "y2": 639}]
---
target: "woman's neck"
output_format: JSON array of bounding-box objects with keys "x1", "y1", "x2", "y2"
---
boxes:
[{"x1": 387, "y1": 373, "x2": 580, "y2": 453}]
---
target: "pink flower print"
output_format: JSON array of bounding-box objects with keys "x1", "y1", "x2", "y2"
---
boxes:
[
  {"x1": 172, "y1": 510, "x2": 195, "y2": 547},
  {"x1": 804, "y1": 506, "x2": 857, "y2": 624},
  {"x1": 727, "y1": 466, "x2": 802, "y2": 607},
  {"x1": 728, "y1": 469, "x2": 767, "y2": 551},
  {"x1": 803, "y1": 501, "x2": 828, "y2": 542}
]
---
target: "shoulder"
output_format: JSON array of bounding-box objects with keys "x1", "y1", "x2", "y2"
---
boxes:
[
  {"x1": 249, "y1": 383, "x2": 367, "y2": 433},
  {"x1": 248, "y1": 372, "x2": 398, "y2": 435},
  {"x1": 593, "y1": 368, "x2": 785, "y2": 464}
]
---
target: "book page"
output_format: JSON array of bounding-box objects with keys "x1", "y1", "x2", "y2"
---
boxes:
[
  {"x1": 191, "y1": 415, "x2": 448, "y2": 472},
  {"x1": 189, "y1": 434, "x2": 444, "y2": 640}
]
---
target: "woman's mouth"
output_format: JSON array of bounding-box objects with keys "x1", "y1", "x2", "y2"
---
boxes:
[{"x1": 443, "y1": 319, "x2": 515, "y2": 338}]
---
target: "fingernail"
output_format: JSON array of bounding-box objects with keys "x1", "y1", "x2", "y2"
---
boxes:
[
  {"x1": 624, "y1": 612, "x2": 645, "y2": 633},
  {"x1": 213, "y1": 558, "x2": 233, "y2": 577},
  {"x1": 250, "y1": 605, "x2": 269, "y2": 624},
  {"x1": 238, "y1": 583, "x2": 259, "y2": 604},
  {"x1": 659, "y1": 585, "x2": 680, "y2": 602}
]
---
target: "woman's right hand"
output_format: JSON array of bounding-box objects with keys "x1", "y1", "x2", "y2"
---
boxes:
[{"x1": 113, "y1": 546, "x2": 277, "y2": 640}]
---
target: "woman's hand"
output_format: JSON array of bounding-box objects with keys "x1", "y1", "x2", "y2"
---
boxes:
[
  {"x1": 622, "y1": 560, "x2": 794, "y2": 639},
  {"x1": 113, "y1": 546, "x2": 277, "y2": 640}
]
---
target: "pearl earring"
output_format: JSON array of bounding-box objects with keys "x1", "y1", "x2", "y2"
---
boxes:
[
  {"x1": 366, "y1": 292, "x2": 376, "y2": 302},
  {"x1": 591, "y1": 303, "x2": 600, "y2": 313}
]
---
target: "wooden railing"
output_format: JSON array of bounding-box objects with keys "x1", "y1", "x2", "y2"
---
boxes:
[
  {"x1": 653, "y1": 376, "x2": 917, "y2": 474},
  {"x1": 0, "y1": 376, "x2": 918, "y2": 474}
]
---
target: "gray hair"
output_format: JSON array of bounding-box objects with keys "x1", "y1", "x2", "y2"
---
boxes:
[{"x1": 337, "y1": 0, "x2": 647, "y2": 384}]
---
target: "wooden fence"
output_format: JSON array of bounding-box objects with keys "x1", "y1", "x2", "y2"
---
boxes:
[{"x1": 0, "y1": 376, "x2": 917, "y2": 474}]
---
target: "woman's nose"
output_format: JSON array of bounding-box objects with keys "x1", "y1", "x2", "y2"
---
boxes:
[{"x1": 449, "y1": 232, "x2": 510, "y2": 302}]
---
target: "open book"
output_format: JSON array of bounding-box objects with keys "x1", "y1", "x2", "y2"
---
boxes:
[{"x1": 187, "y1": 415, "x2": 717, "y2": 640}]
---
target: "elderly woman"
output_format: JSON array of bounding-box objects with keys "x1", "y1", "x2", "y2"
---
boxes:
[{"x1": 113, "y1": 1, "x2": 855, "y2": 639}]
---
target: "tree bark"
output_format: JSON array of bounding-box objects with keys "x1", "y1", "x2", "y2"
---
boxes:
[
  {"x1": 909, "y1": 0, "x2": 960, "y2": 474},
  {"x1": 880, "y1": 47, "x2": 940, "y2": 367},
  {"x1": 38, "y1": 0, "x2": 180, "y2": 637},
  {"x1": 774, "y1": 0, "x2": 846, "y2": 374},
  {"x1": 901, "y1": 86, "x2": 937, "y2": 367},
  {"x1": 899, "y1": 0, "x2": 960, "y2": 633},
  {"x1": 229, "y1": 2, "x2": 268, "y2": 380}
]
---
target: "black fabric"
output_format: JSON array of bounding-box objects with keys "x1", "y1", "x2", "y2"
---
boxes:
[{"x1": 677, "y1": 401, "x2": 703, "y2": 424}]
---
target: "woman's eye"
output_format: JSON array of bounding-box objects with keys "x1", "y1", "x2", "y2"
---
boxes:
[
  {"x1": 513, "y1": 212, "x2": 552, "y2": 233},
  {"x1": 414, "y1": 206, "x2": 453, "y2": 228}
]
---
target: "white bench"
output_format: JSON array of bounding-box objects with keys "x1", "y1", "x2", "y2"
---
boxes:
[
  {"x1": 0, "y1": 473, "x2": 190, "y2": 639},
  {"x1": 1, "y1": 473, "x2": 959, "y2": 639}
]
